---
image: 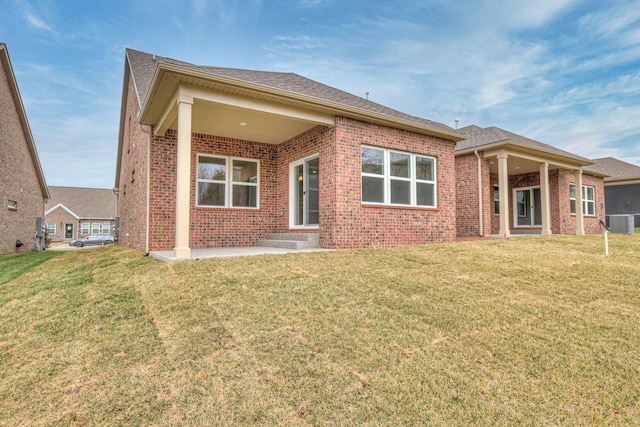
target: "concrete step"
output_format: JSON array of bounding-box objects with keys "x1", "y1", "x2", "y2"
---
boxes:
[{"x1": 258, "y1": 233, "x2": 319, "y2": 249}]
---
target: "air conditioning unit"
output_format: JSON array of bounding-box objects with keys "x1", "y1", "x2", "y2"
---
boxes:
[{"x1": 608, "y1": 215, "x2": 634, "y2": 234}]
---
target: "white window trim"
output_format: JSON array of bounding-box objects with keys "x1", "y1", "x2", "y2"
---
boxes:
[
  {"x1": 361, "y1": 146, "x2": 437, "y2": 208},
  {"x1": 196, "y1": 153, "x2": 260, "y2": 209},
  {"x1": 289, "y1": 154, "x2": 321, "y2": 230},
  {"x1": 81, "y1": 223, "x2": 90, "y2": 234},
  {"x1": 570, "y1": 183, "x2": 595, "y2": 216},
  {"x1": 46, "y1": 223, "x2": 56, "y2": 235},
  {"x1": 102, "y1": 223, "x2": 111, "y2": 234},
  {"x1": 494, "y1": 185, "x2": 500, "y2": 215},
  {"x1": 91, "y1": 223, "x2": 100, "y2": 234}
]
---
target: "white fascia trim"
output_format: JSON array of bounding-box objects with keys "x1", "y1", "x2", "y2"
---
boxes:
[{"x1": 45, "y1": 203, "x2": 80, "y2": 219}]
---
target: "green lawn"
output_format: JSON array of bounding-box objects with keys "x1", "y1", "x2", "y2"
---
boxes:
[
  {"x1": 0, "y1": 250, "x2": 62, "y2": 285},
  {"x1": 1, "y1": 235, "x2": 639, "y2": 425}
]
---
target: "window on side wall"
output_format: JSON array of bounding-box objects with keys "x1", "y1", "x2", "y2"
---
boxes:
[
  {"x1": 81, "y1": 223, "x2": 90, "y2": 234},
  {"x1": 92, "y1": 223, "x2": 100, "y2": 234},
  {"x1": 196, "y1": 154, "x2": 259, "y2": 208},
  {"x1": 494, "y1": 185, "x2": 500, "y2": 215},
  {"x1": 569, "y1": 183, "x2": 595, "y2": 216},
  {"x1": 46, "y1": 223, "x2": 56, "y2": 235},
  {"x1": 361, "y1": 146, "x2": 436, "y2": 207},
  {"x1": 102, "y1": 223, "x2": 110, "y2": 234}
]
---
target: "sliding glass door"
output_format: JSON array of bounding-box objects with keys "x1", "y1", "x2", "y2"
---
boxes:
[{"x1": 514, "y1": 187, "x2": 542, "y2": 227}]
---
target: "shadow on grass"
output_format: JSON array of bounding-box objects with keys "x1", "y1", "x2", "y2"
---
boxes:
[{"x1": 0, "y1": 250, "x2": 63, "y2": 285}]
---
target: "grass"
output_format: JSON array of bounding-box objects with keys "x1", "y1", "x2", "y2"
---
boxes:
[
  {"x1": 0, "y1": 250, "x2": 62, "y2": 285},
  {"x1": 1, "y1": 235, "x2": 640, "y2": 425}
]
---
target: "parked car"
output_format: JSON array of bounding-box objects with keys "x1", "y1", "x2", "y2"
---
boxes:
[{"x1": 69, "y1": 234, "x2": 115, "y2": 247}]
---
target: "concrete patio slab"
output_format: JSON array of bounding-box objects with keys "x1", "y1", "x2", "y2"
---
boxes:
[{"x1": 150, "y1": 246, "x2": 332, "y2": 262}]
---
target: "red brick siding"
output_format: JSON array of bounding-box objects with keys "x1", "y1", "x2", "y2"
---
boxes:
[
  {"x1": 456, "y1": 154, "x2": 477, "y2": 236},
  {"x1": 143, "y1": 116, "x2": 457, "y2": 250},
  {"x1": 455, "y1": 153, "x2": 492, "y2": 237},
  {"x1": 557, "y1": 171, "x2": 605, "y2": 234},
  {"x1": 189, "y1": 133, "x2": 279, "y2": 249},
  {"x1": 117, "y1": 75, "x2": 149, "y2": 251},
  {"x1": 330, "y1": 116, "x2": 457, "y2": 248}
]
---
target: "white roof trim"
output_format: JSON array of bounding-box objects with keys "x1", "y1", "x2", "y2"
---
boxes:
[{"x1": 45, "y1": 203, "x2": 80, "y2": 219}]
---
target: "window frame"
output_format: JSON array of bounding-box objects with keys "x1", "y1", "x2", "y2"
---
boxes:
[
  {"x1": 46, "y1": 223, "x2": 56, "y2": 235},
  {"x1": 361, "y1": 146, "x2": 437, "y2": 208},
  {"x1": 101, "y1": 223, "x2": 110, "y2": 234},
  {"x1": 493, "y1": 185, "x2": 500, "y2": 215},
  {"x1": 569, "y1": 183, "x2": 596, "y2": 216},
  {"x1": 81, "y1": 223, "x2": 90, "y2": 234},
  {"x1": 196, "y1": 153, "x2": 260, "y2": 209},
  {"x1": 91, "y1": 223, "x2": 100, "y2": 235}
]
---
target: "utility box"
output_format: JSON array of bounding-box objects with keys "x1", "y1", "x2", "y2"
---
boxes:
[{"x1": 609, "y1": 215, "x2": 634, "y2": 234}]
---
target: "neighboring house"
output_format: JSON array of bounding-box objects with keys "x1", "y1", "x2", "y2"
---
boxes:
[
  {"x1": 588, "y1": 157, "x2": 640, "y2": 228},
  {"x1": 455, "y1": 125, "x2": 607, "y2": 237},
  {"x1": 44, "y1": 186, "x2": 117, "y2": 243},
  {"x1": 115, "y1": 48, "x2": 466, "y2": 259},
  {"x1": 0, "y1": 43, "x2": 49, "y2": 254}
]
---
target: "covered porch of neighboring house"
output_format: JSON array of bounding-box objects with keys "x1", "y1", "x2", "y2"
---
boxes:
[
  {"x1": 140, "y1": 74, "x2": 336, "y2": 260},
  {"x1": 482, "y1": 145, "x2": 592, "y2": 238}
]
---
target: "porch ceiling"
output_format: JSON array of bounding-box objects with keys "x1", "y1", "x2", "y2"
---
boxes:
[
  {"x1": 482, "y1": 143, "x2": 592, "y2": 175},
  {"x1": 162, "y1": 99, "x2": 331, "y2": 144},
  {"x1": 486, "y1": 156, "x2": 555, "y2": 175}
]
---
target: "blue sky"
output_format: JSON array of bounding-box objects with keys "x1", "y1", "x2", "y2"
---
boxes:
[{"x1": 2, "y1": 0, "x2": 639, "y2": 188}]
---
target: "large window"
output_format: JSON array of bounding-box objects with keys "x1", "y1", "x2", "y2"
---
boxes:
[
  {"x1": 570, "y1": 184, "x2": 595, "y2": 216},
  {"x1": 361, "y1": 146, "x2": 436, "y2": 207},
  {"x1": 197, "y1": 154, "x2": 259, "y2": 208}
]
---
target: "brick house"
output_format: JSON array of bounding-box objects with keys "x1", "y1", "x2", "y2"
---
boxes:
[
  {"x1": 44, "y1": 186, "x2": 117, "y2": 243},
  {"x1": 115, "y1": 49, "x2": 466, "y2": 259},
  {"x1": 0, "y1": 43, "x2": 49, "y2": 254},
  {"x1": 455, "y1": 125, "x2": 607, "y2": 238},
  {"x1": 588, "y1": 157, "x2": 640, "y2": 228}
]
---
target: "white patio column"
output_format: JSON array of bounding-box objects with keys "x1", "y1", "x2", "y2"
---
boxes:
[
  {"x1": 539, "y1": 162, "x2": 552, "y2": 236},
  {"x1": 575, "y1": 169, "x2": 585, "y2": 235},
  {"x1": 174, "y1": 95, "x2": 193, "y2": 259},
  {"x1": 497, "y1": 153, "x2": 510, "y2": 238}
]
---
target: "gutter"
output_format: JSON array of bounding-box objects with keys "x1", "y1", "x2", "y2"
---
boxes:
[{"x1": 474, "y1": 150, "x2": 483, "y2": 236}]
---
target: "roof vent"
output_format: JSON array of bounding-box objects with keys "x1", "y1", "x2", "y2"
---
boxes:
[{"x1": 152, "y1": 54, "x2": 156, "y2": 62}]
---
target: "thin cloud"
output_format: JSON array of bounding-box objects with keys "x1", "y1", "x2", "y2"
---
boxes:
[{"x1": 25, "y1": 13, "x2": 55, "y2": 32}]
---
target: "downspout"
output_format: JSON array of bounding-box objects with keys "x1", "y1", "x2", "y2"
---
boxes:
[{"x1": 474, "y1": 150, "x2": 484, "y2": 236}]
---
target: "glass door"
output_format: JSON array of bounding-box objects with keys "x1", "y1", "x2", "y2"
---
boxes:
[
  {"x1": 515, "y1": 187, "x2": 541, "y2": 227},
  {"x1": 291, "y1": 156, "x2": 319, "y2": 227}
]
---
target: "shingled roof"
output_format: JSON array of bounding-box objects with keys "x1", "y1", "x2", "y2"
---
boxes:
[
  {"x1": 45, "y1": 186, "x2": 116, "y2": 219},
  {"x1": 588, "y1": 157, "x2": 640, "y2": 182},
  {"x1": 455, "y1": 125, "x2": 582, "y2": 159},
  {"x1": 125, "y1": 48, "x2": 457, "y2": 135}
]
